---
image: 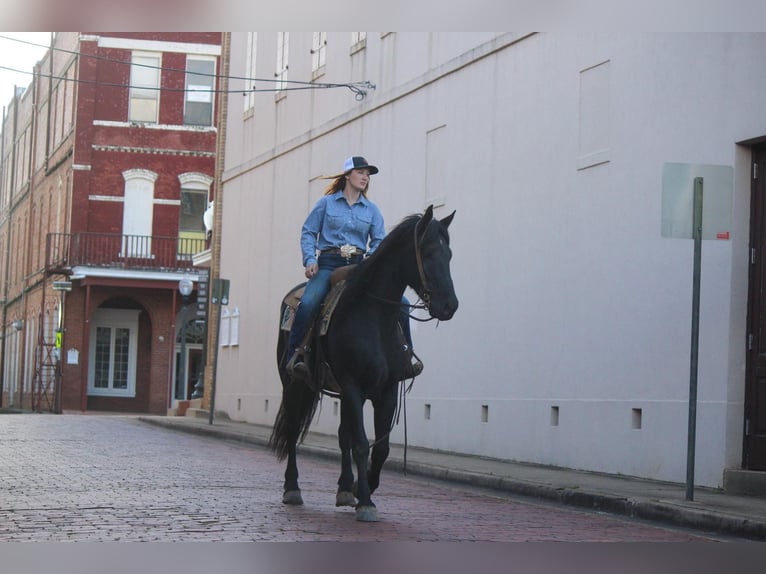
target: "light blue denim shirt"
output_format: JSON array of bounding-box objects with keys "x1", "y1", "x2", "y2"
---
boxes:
[{"x1": 300, "y1": 190, "x2": 386, "y2": 266}]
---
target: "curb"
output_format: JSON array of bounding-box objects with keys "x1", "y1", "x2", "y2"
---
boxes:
[{"x1": 139, "y1": 417, "x2": 766, "y2": 541}]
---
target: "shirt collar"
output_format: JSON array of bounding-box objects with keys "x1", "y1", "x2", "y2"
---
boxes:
[{"x1": 332, "y1": 189, "x2": 369, "y2": 206}]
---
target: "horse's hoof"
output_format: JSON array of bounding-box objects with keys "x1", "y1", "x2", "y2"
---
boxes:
[
  {"x1": 336, "y1": 491, "x2": 356, "y2": 507},
  {"x1": 282, "y1": 490, "x2": 303, "y2": 505},
  {"x1": 355, "y1": 506, "x2": 378, "y2": 522}
]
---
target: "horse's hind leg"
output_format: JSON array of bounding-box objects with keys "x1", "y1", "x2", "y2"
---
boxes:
[
  {"x1": 335, "y1": 416, "x2": 356, "y2": 507},
  {"x1": 282, "y1": 443, "x2": 303, "y2": 505},
  {"x1": 369, "y1": 383, "x2": 397, "y2": 495},
  {"x1": 270, "y1": 382, "x2": 314, "y2": 506}
]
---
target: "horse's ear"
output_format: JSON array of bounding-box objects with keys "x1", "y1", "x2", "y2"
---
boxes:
[
  {"x1": 440, "y1": 210, "x2": 456, "y2": 229},
  {"x1": 417, "y1": 205, "x2": 435, "y2": 241}
]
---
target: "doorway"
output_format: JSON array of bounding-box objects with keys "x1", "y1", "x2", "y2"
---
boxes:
[
  {"x1": 745, "y1": 142, "x2": 766, "y2": 470},
  {"x1": 174, "y1": 344, "x2": 203, "y2": 401}
]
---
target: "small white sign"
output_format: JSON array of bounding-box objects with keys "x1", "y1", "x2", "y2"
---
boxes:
[
  {"x1": 187, "y1": 85, "x2": 212, "y2": 103},
  {"x1": 661, "y1": 163, "x2": 733, "y2": 240},
  {"x1": 67, "y1": 348, "x2": 79, "y2": 365}
]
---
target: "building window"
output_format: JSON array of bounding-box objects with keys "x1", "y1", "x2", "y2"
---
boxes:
[
  {"x1": 178, "y1": 172, "x2": 213, "y2": 255},
  {"x1": 180, "y1": 188, "x2": 207, "y2": 233},
  {"x1": 311, "y1": 32, "x2": 327, "y2": 78},
  {"x1": 244, "y1": 32, "x2": 257, "y2": 113},
  {"x1": 122, "y1": 169, "x2": 157, "y2": 257},
  {"x1": 275, "y1": 32, "x2": 289, "y2": 94},
  {"x1": 88, "y1": 309, "x2": 140, "y2": 397},
  {"x1": 351, "y1": 32, "x2": 367, "y2": 53},
  {"x1": 184, "y1": 56, "x2": 216, "y2": 126},
  {"x1": 129, "y1": 53, "x2": 161, "y2": 123}
]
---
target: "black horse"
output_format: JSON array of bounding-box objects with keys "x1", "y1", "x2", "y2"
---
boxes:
[{"x1": 269, "y1": 205, "x2": 458, "y2": 521}]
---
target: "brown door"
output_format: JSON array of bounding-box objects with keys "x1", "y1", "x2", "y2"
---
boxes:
[{"x1": 745, "y1": 143, "x2": 766, "y2": 469}]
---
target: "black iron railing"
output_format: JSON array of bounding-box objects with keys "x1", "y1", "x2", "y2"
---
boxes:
[{"x1": 46, "y1": 233, "x2": 207, "y2": 273}]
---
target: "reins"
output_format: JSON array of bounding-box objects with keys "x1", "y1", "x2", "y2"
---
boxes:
[
  {"x1": 358, "y1": 215, "x2": 438, "y2": 473},
  {"x1": 364, "y1": 214, "x2": 435, "y2": 323}
]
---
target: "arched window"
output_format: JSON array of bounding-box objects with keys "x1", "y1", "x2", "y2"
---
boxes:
[
  {"x1": 178, "y1": 172, "x2": 213, "y2": 254},
  {"x1": 122, "y1": 169, "x2": 158, "y2": 257}
]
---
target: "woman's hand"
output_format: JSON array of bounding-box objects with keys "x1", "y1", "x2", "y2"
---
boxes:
[{"x1": 305, "y1": 262, "x2": 318, "y2": 279}]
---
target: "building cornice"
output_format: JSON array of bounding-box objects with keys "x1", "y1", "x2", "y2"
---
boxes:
[{"x1": 91, "y1": 144, "x2": 215, "y2": 158}]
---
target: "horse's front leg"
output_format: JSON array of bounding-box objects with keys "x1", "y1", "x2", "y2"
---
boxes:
[
  {"x1": 335, "y1": 414, "x2": 356, "y2": 507},
  {"x1": 369, "y1": 383, "x2": 397, "y2": 495},
  {"x1": 341, "y1": 388, "x2": 377, "y2": 521}
]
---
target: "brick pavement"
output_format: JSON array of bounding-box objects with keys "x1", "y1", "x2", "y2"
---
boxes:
[{"x1": 0, "y1": 414, "x2": 722, "y2": 541}]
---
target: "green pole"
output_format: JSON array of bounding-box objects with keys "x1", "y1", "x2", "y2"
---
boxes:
[{"x1": 686, "y1": 177, "x2": 703, "y2": 501}]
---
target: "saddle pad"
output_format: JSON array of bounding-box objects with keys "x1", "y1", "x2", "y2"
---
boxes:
[
  {"x1": 279, "y1": 280, "x2": 348, "y2": 334},
  {"x1": 279, "y1": 263, "x2": 356, "y2": 335}
]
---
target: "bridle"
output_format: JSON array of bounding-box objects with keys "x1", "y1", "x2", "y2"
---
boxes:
[
  {"x1": 366, "y1": 215, "x2": 435, "y2": 321},
  {"x1": 412, "y1": 216, "x2": 432, "y2": 310}
]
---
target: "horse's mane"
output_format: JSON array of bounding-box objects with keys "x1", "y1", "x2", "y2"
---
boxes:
[{"x1": 346, "y1": 213, "x2": 421, "y2": 292}]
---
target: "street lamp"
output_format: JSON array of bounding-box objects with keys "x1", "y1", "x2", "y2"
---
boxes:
[
  {"x1": 52, "y1": 280, "x2": 72, "y2": 414},
  {"x1": 176, "y1": 276, "x2": 193, "y2": 401}
]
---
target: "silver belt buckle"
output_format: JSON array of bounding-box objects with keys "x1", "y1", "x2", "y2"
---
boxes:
[{"x1": 340, "y1": 244, "x2": 356, "y2": 258}]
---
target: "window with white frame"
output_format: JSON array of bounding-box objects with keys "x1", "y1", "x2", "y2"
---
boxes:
[
  {"x1": 180, "y1": 187, "x2": 208, "y2": 234},
  {"x1": 244, "y1": 32, "x2": 257, "y2": 113},
  {"x1": 275, "y1": 32, "x2": 289, "y2": 93},
  {"x1": 311, "y1": 32, "x2": 327, "y2": 76},
  {"x1": 178, "y1": 172, "x2": 213, "y2": 251},
  {"x1": 230, "y1": 307, "x2": 240, "y2": 346},
  {"x1": 184, "y1": 56, "x2": 216, "y2": 126},
  {"x1": 129, "y1": 53, "x2": 161, "y2": 123},
  {"x1": 122, "y1": 169, "x2": 157, "y2": 258},
  {"x1": 88, "y1": 309, "x2": 140, "y2": 397},
  {"x1": 220, "y1": 307, "x2": 230, "y2": 346},
  {"x1": 351, "y1": 32, "x2": 367, "y2": 52}
]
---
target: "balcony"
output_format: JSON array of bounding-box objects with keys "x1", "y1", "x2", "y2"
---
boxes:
[{"x1": 46, "y1": 233, "x2": 207, "y2": 274}]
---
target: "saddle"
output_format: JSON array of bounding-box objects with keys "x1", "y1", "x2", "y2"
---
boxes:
[
  {"x1": 281, "y1": 265, "x2": 419, "y2": 396},
  {"x1": 280, "y1": 266, "x2": 357, "y2": 396}
]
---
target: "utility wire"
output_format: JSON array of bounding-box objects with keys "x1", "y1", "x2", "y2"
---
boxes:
[{"x1": 0, "y1": 34, "x2": 376, "y2": 99}]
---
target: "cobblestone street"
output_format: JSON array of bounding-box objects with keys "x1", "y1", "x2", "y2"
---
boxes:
[{"x1": 0, "y1": 414, "x2": 724, "y2": 542}]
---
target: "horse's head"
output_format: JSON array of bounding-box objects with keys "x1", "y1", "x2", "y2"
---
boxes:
[{"x1": 413, "y1": 205, "x2": 459, "y2": 321}]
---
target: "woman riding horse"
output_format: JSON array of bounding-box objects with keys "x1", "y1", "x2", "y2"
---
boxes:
[
  {"x1": 270, "y1": 202, "x2": 458, "y2": 522},
  {"x1": 285, "y1": 155, "x2": 421, "y2": 382}
]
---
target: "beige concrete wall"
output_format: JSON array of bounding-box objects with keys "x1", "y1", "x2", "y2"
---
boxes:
[{"x1": 216, "y1": 32, "x2": 765, "y2": 487}]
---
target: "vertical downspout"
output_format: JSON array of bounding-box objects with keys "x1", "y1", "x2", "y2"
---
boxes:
[
  {"x1": 0, "y1": 104, "x2": 6, "y2": 406},
  {"x1": 0, "y1": 92, "x2": 19, "y2": 407},
  {"x1": 19, "y1": 62, "x2": 41, "y2": 409},
  {"x1": 205, "y1": 32, "x2": 229, "y2": 418}
]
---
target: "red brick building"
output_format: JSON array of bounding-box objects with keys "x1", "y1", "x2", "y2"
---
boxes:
[{"x1": 0, "y1": 32, "x2": 222, "y2": 414}]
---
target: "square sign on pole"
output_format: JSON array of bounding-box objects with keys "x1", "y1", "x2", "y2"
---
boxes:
[
  {"x1": 661, "y1": 163, "x2": 733, "y2": 502},
  {"x1": 661, "y1": 163, "x2": 733, "y2": 240}
]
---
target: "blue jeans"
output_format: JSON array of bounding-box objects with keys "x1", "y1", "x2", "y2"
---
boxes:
[{"x1": 287, "y1": 252, "x2": 413, "y2": 358}]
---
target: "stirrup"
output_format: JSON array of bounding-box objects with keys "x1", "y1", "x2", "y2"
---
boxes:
[
  {"x1": 405, "y1": 350, "x2": 424, "y2": 378},
  {"x1": 286, "y1": 350, "x2": 309, "y2": 381}
]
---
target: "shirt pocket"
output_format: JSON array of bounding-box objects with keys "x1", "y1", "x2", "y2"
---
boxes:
[
  {"x1": 325, "y1": 213, "x2": 347, "y2": 235},
  {"x1": 352, "y1": 210, "x2": 373, "y2": 234}
]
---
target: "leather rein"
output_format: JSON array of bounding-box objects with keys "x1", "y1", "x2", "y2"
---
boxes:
[{"x1": 366, "y1": 216, "x2": 435, "y2": 322}]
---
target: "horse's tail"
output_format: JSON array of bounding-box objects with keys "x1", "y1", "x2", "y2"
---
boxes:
[
  {"x1": 268, "y1": 381, "x2": 320, "y2": 461},
  {"x1": 268, "y1": 299, "x2": 319, "y2": 461}
]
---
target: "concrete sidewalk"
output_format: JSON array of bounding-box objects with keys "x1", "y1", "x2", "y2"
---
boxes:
[{"x1": 138, "y1": 413, "x2": 766, "y2": 541}]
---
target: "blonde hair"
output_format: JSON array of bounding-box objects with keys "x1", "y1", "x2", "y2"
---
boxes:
[{"x1": 322, "y1": 171, "x2": 370, "y2": 197}]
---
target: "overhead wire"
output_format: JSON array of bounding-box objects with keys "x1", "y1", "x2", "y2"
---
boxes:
[{"x1": 0, "y1": 34, "x2": 376, "y2": 99}]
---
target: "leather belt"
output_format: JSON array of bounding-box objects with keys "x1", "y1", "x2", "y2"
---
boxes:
[{"x1": 321, "y1": 247, "x2": 365, "y2": 257}]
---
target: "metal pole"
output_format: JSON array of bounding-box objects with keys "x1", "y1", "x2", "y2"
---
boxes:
[
  {"x1": 208, "y1": 300, "x2": 222, "y2": 425},
  {"x1": 54, "y1": 290, "x2": 64, "y2": 413},
  {"x1": 686, "y1": 177, "x2": 703, "y2": 501},
  {"x1": 177, "y1": 298, "x2": 188, "y2": 400}
]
